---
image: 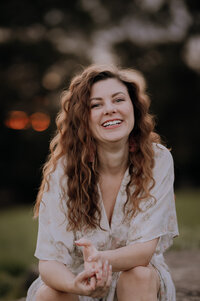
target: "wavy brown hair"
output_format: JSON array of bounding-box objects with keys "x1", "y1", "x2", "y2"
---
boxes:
[{"x1": 34, "y1": 64, "x2": 161, "y2": 230}]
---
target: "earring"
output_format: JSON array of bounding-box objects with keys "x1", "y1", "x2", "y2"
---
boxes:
[{"x1": 129, "y1": 136, "x2": 135, "y2": 153}]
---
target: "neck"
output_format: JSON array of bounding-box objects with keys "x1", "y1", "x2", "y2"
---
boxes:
[{"x1": 97, "y1": 141, "x2": 129, "y2": 176}]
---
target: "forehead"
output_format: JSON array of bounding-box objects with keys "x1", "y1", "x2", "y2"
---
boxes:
[{"x1": 90, "y1": 78, "x2": 128, "y2": 98}]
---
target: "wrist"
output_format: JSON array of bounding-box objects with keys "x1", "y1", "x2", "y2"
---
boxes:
[
  {"x1": 67, "y1": 277, "x2": 81, "y2": 295},
  {"x1": 101, "y1": 250, "x2": 109, "y2": 262}
]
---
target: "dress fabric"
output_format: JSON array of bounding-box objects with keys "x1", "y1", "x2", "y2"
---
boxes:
[{"x1": 26, "y1": 143, "x2": 179, "y2": 301}]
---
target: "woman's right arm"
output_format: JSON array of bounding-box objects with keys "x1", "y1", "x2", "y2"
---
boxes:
[
  {"x1": 39, "y1": 259, "x2": 112, "y2": 297},
  {"x1": 39, "y1": 260, "x2": 76, "y2": 293}
]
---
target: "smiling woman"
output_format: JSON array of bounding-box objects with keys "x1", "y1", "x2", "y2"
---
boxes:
[
  {"x1": 89, "y1": 78, "x2": 134, "y2": 145},
  {"x1": 26, "y1": 65, "x2": 179, "y2": 301}
]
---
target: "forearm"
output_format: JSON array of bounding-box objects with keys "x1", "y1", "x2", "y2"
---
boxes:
[
  {"x1": 102, "y1": 238, "x2": 158, "y2": 272},
  {"x1": 39, "y1": 260, "x2": 76, "y2": 293}
]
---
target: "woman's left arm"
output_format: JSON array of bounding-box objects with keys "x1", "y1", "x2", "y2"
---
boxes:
[
  {"x1": 76, "y1": 237, "x2": 158, "y2": 273},
  {"x1": 99, "y1": 238, "x2": 159, "y2": 272}
]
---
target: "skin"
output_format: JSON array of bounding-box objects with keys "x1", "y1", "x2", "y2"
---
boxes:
[
  {"x1": 36, "y1": 78, "x2": 160, "y2": 301},
  {"x1": 89, "y1": 77, "x2": 134, "y2": 149}
]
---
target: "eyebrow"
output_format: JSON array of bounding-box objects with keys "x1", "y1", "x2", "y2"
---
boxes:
[{"x1": 90, "y1": 91, "x2": 126, "y2": 101}]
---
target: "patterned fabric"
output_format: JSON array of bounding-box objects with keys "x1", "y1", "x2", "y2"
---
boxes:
[{"x1": 26, "y1": 143, "x2": 179, "y2": 301}]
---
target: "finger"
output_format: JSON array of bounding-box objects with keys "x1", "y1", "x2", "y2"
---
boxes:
[
  {"x1": 101, "y1": 260, "x2": 109, "y2": 286},
  {"x1": 96, "y1": 260, "x2": 103, "y2": 281},
  {"x1": 101, "y1": 260, "x2": 107, "y2": 279},
  {"x1": 89, "y1": 276, "x2": 96, "y2": 290},
  {"x1": 106, "y1": 264, "x2": 112, "y2": 288},
  {"x1": 76, "y1": 268, "x2": 96, "y2": 282},
  {"x1": 96, "y1": 260, "x2": 108, "y2": 287}
]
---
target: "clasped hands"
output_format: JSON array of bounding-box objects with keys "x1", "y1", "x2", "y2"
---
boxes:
[{"x1": 74, "y1": 238, "x2": 112, "y2": 298}]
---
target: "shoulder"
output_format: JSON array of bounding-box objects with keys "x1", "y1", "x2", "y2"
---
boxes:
[
  {"x1": 48, "y1": 156, "x2": 67, "y2": 183},
  {"x1": 152, "y1": 143, "x2": 174, "y2": 177},
  {"x1": 41, "y1": 156, "x2": 68, "y2": 213},
  {"x1": 153, "y1": 143, "x2": 173, "y2": 164}
]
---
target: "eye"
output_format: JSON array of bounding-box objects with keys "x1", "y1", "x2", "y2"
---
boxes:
[
  {"x1": 115, "y1": 98, "x2": 125, "y2": 103},
  {"x1": 91, "y1": 103, "x2": 101, "y2": 109}
]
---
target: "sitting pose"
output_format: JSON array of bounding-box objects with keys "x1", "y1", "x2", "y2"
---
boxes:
[{"x1": 26, "y1": 64, "x2": 179, "y2": 301}]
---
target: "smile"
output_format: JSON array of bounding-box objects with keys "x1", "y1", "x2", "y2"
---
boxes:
[{"x1": 102, "y1": 119, "x2": 123, "y2": 127}]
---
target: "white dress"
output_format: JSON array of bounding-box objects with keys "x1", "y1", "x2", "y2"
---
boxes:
[{"x1": 26, "y1": 143, "x2": 179, "y2": 301}]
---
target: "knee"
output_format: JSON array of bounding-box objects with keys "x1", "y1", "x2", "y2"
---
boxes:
[
  {"x1": 35, "y1": 284, "x2": 63, "y2": 301},
  {"x1": 130, "y1": 266, "x2": 153, "y2": 283},
  {"x1": 117, "y1": 266, "x2": 159, "y2": 300},
  {"x1": 119, "y1": 266, "x2": 154, "y2": 287}
]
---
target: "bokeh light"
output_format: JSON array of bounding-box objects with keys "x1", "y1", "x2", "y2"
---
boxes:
[
  {"x1": 5, "y1": 111, "x2": 30, "y2": 130},
  {"x1": 30, "y1": 112, "x2": 50, "y2": 132}
]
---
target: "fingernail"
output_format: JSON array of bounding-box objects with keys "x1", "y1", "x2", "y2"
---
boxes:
[
  {"x1": 88, "y1": 256, "x2": 92, "y2": 261},
  {"x1": 109, "y1": 265, "x2": 112, "y2": 270}
]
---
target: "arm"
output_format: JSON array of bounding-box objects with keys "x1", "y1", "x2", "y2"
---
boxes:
[
  {"x1": 76, "y1": 237, "x2": 158, "y2": 273},
  {"x1": 39, "y1": 259, "x2": 112, "y2": 298},
  {"x1": 100, "y1": 238, "x2": 159, "y2": 272},
  {"x1": 39, "y1": 260, "x2": 75, "y2": 293}
]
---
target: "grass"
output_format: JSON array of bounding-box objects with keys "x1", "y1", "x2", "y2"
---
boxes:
[
  {"x1": 173, "y1": 189, "x2": 200, "y2": 249},
  {"x1": 0, "y1": 206, "x2": 37, "y2": 300},
  {"x1": 0, "y1": 190, "x2": 199, "y2": 300}
]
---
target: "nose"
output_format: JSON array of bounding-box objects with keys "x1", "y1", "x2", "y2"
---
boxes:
[{"x1": 104, "y1": 101, "x2": 116, "y2": 115}]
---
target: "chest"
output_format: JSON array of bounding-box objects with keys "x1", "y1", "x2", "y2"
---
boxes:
[{"x1": 99, "y1": 175, "x2": 123, "y2": 225}]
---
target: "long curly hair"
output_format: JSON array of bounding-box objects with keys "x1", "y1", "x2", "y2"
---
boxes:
[{"x1": 34, "y1": 64, "x2": 161, "y2": 230}]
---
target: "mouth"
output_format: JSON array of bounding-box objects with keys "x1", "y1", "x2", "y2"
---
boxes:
[{"x1": 102, "y1": 119, "x2": 123, "y2": 128}]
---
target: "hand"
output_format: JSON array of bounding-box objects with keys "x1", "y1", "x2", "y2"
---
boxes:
[
  {"x1": 73, "y1": 262, "x2": 112, "y2": 298},
  {"x1": 75, "y1": 238, "x2": 100, "y2": 270},
  {"x1": 75, "y1": 238, "x2": 112, "y2": 298},
  {"x1": 75, "y1": 238, "x2": 104, "y2": 283}
]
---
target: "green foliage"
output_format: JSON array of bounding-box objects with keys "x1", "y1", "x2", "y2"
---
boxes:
[{"x1": 0, "y1": 192, "x2": 200, "y2": 299}]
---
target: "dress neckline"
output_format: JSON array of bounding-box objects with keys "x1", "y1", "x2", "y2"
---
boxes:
[{"x1": 98, "y1": 168, "x2": 130, "y2": 230}]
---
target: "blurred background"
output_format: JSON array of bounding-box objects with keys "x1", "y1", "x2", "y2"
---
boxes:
[{"x1": 0, "y1": 0, "x2": 199, "y2": 300}]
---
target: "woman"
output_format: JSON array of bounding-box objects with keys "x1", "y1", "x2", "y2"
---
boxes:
[{"x1": 26, "y1": 64, "x2": 179, "y2": 301}]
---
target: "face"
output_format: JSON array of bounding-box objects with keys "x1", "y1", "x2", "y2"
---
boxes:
[{"x1": 89, "y1": 78, "x2": 134, "y2": 145}]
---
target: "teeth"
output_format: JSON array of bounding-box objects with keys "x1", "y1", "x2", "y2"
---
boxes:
[{"x1": 103, "y1": 120, "x2": 122, "y2": 127}]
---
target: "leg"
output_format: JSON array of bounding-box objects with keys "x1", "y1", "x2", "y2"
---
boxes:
[
  {"x1": 35, "y1": 284, "x2": 79, "y2": 301},
  {"x1": 117, "y1": 265, "x2": 160, "y2": 301}
]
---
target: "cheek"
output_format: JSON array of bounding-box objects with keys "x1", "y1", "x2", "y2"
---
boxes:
[
  {"x1": 126, "y1": 103, "x2": 134, "y2": 121},
  {"x1": 128, "y1": 106, "x2": 135, "y2": 129},
  {"x1": 89, "y1": 113, "x2": 99, "y2": 136}
]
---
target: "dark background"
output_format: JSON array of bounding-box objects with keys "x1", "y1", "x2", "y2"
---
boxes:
[{"x1": 0, "y1": 0, "x2": 200, "y2": 208}]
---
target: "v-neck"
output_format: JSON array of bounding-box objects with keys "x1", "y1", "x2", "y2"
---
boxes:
[{"x1": 98, "y1": 168, "x2": 129, "y2": 230}]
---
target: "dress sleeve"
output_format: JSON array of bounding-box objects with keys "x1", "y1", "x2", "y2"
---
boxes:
[
  {"x1": 34, "y1": 159, "x2": 74, "y2": 267},
  {"x1": 127, "y1": 144, "x2": 179, "y2": 254}
]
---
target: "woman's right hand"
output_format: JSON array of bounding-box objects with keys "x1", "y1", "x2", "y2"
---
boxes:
[{"x1": 73, "y1": 260, "x2": 112, "y2": 298}]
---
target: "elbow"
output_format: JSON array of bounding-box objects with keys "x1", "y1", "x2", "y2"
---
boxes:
[
  {"x1": 143, "y1": 253, "x2": 154, "y2": 266},
  {"x1": 142, "y1": 238, "x2": 159, "y2": 266},
  {"x1": 38, "y1": 260, "x2": 49, "y2": 281}
]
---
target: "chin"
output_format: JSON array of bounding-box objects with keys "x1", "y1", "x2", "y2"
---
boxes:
[{"x1": 104, "y1": 136, "x2": 127, "y2": 143}]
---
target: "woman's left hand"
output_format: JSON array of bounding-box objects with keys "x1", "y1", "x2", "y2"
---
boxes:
[
  {"x1": 75, "y1": 238, "x2": 105, "y2": 286},
  {"x1": 75, "y1": 238, "x2": 102, "y2": 269}
]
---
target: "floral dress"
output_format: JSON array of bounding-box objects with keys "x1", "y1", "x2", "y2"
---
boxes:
[{"x1": 26, "y1": 143, "x2": 179, "y2": 301}]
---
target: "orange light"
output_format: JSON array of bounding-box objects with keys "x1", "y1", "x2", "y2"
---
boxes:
[
  {"x1": 5, "y1": 111, "x2": 30, "y2": 130},
  {"x1": 30, "y1": 112, "x2": 50, "y2": 132}
]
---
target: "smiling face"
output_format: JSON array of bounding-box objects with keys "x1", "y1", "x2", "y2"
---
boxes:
[{"x1": 89, "y1": 78, "x2": 135, "y2": 145}]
